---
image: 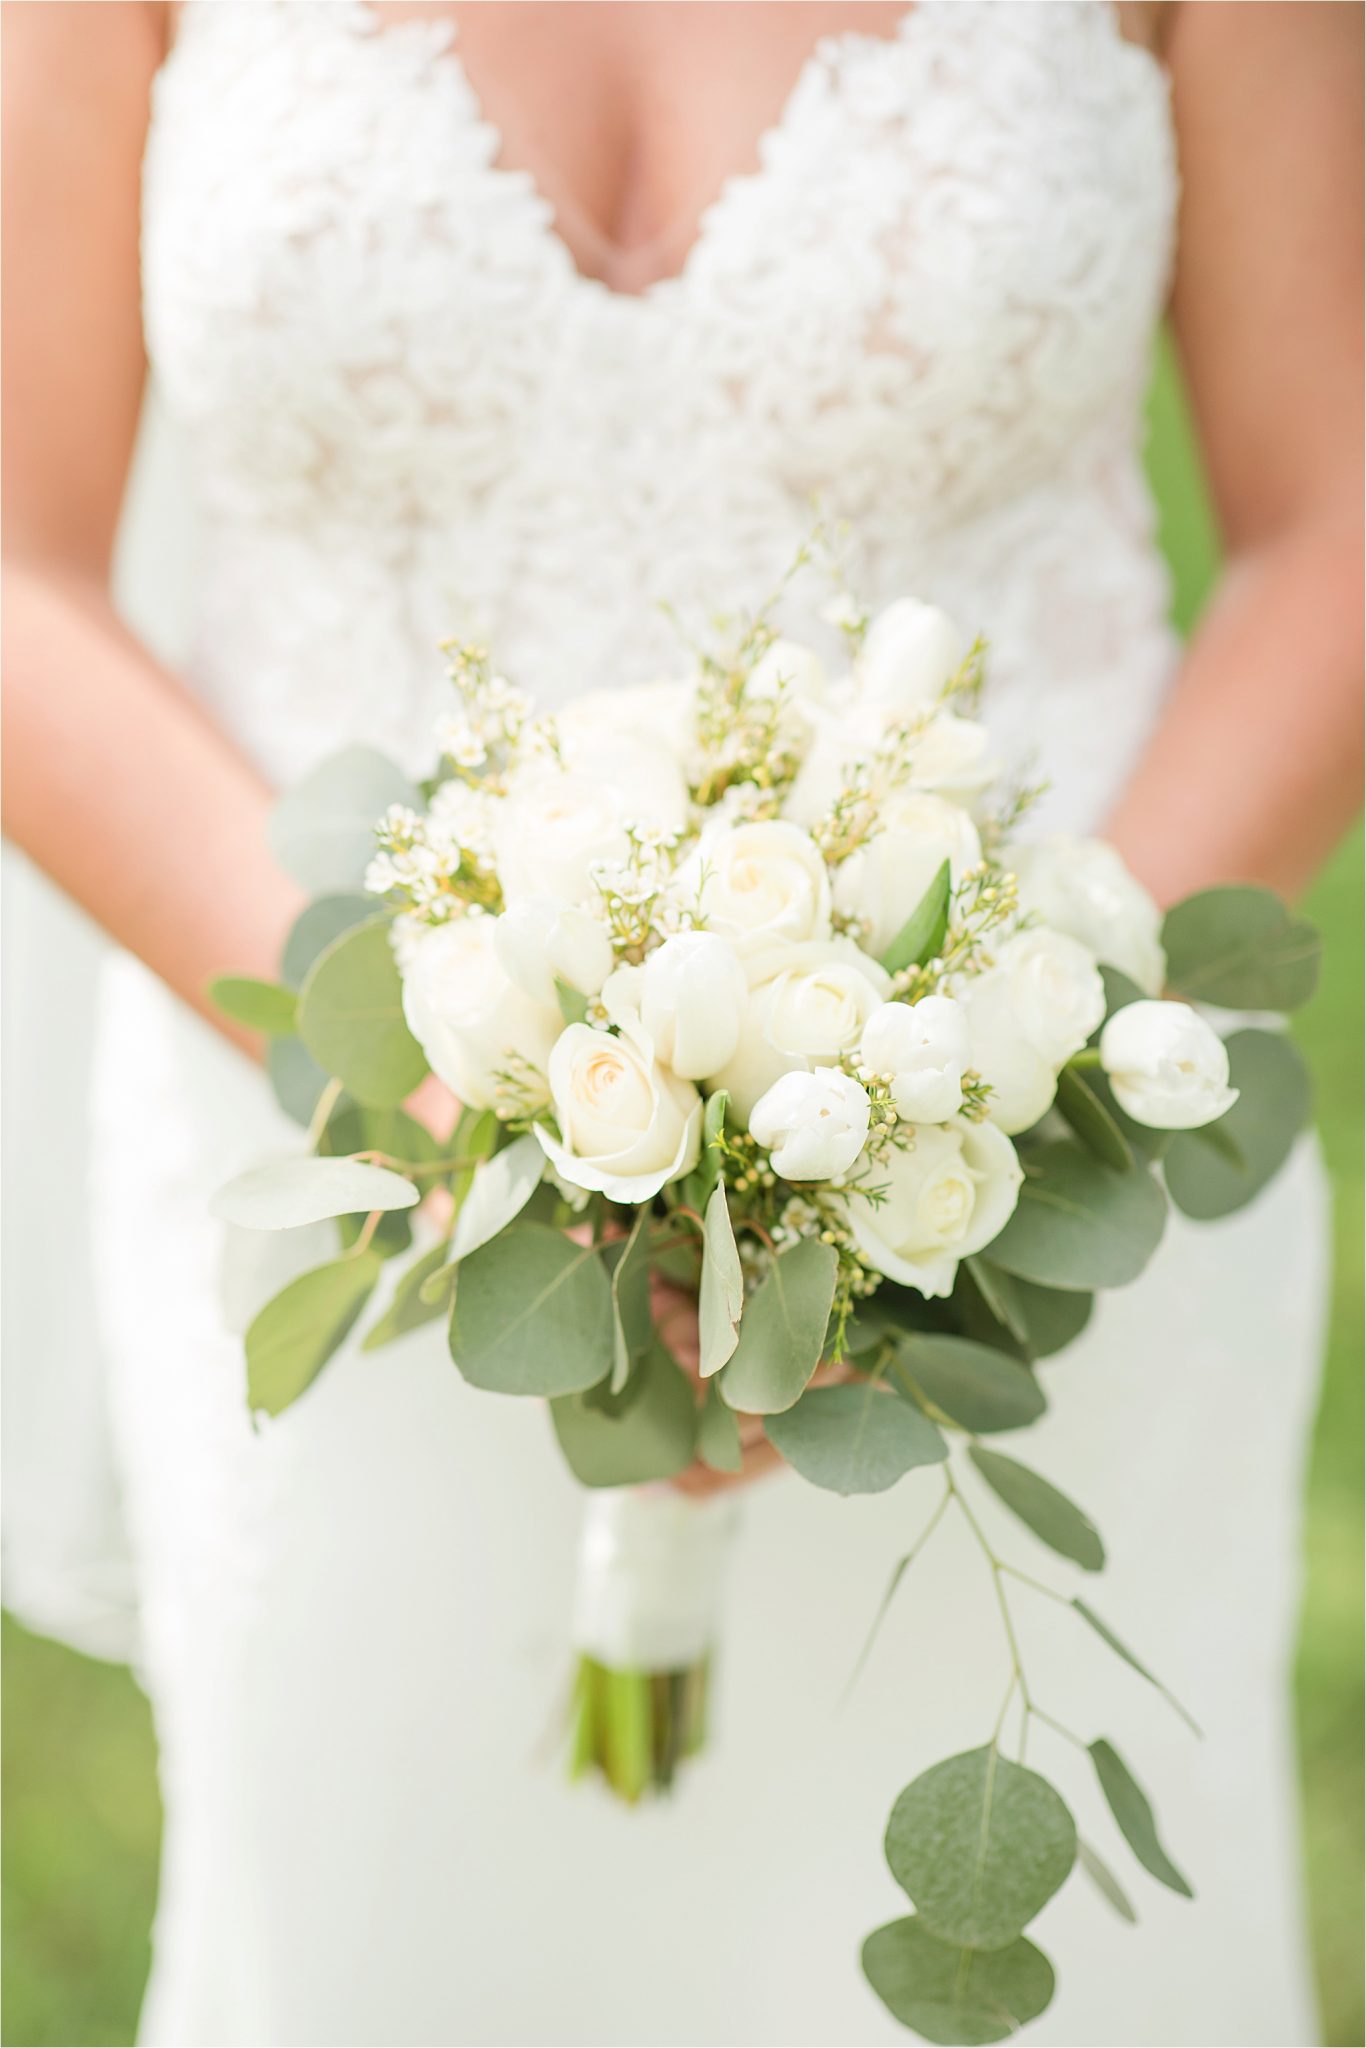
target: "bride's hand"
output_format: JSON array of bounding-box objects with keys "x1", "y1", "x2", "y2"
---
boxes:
[{"x1": 650, "y1": 1272, "x2": 786, "y2": 1498}]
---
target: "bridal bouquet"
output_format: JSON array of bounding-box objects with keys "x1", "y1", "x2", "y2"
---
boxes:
[{"x1": 211, "y1": 575, "x2": 1319, "y2": 2044}]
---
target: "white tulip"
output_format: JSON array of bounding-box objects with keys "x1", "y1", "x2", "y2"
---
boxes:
[
  {"x1": 956, "y1": 970, "x2": 1059, "y2": 1136},
  {"x1": 859, "y1": 599, "x2": 964, "y2": 717},
  {"x1": 687, "y1": 819, "x2": 832, "y2": 958},
  {"x1": 833, "y1": 792, "x2": 982, "y2": 955},
  {"x1": 640, "y1": 932, "x2": 748, "y2": 1080},
  {"x1": 844, "y1": 1121, "x2": 1023, "y2": 1299},
  {"x1": 860, "y1": 996, "x2": 972, "y2": 1123},
  {"x1": 401, "y1": 917, "x2": 559, "y2": 1111},
  {"x1": 750, "y1": 1068, "x2": 871, "y2": 1183},
  {"x1": 1012, "y1": 836, "x2": 1167, "y2": 996},
  {"x1": 1099, "y1": 1001, "x2": 1239, "y2": 1129},
  {"x1": 535, "y1": 1018, "x2": 702, "y2": 1203},
  {"x1": 709, "y1": 939, "x2": 890, "y2": 1119},
  {"x1": 494, "y1": 897, "x2": 615, "y2": 1007}
]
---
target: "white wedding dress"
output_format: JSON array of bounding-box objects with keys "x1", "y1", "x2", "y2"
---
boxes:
[{"x1": 5, "y1": 4, "x2": 1331, "y2": 2043}]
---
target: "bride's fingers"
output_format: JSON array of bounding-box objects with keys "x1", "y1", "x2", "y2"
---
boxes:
[{"x1": 671, "y1": 1430, "x2": 783, "y2": 1498}]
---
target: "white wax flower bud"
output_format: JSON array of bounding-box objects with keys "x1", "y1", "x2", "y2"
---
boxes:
[
  {"x1": 858, "y1": 599, "x2": 964, "y2": 716},
  {"x1": 640, "y1": 932, "x2": 748, "y2": 1080},
  {"x1": 749, "y1": 1068, "x2": 872, "y2": 1183},
  {"x1": 494, "y1": 897, "x2": 615, "y2": 1007},
  {"x1": 860, "y1": 996, "x2": 972, "y2": 1123},
  {"x1": 1099, "y1": 1001, "x2": 1239, "y2": 1129}
]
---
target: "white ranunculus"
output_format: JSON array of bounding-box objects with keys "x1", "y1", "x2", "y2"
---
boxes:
[
  {"x1": 956, "y1": 969, "x2": 1059, "y2": 1136},
  {"x1": 844, "y1": 1121, "x2": 1023, "y2": 1299},
  {"x1": 688, "y1": 819, "x2": 833, "y2": 959},
  {"x1": 492, "y1": 770, "x2": 633, "y2": 906},
  {"x1": 1012, "y1": 836, "x2": 1167, "y2": 995},
  {"x1": 833, "y1": 792, "x2": 982, "y2": 954},
  {"x1": 746, "y1": 638, "x2": 828, "y2": 707},
  {"x1": 860, "y1": 995, "x2": 972, "y2": 1123},
  {"x1": 536, "y1": 1018, "x2": 702, "y2": 1203},
  {"x1": 710, "y1": 939, "x2": 890, "y2": 1119},
  {"x1": 494, "y1": 896, "x2": 615, "y2": 1007},
  {"x1": 1099, "y1": 1000, "x2": 1239, "y2": 1129},
  {"x1": 859, "y1": 599, "x2": 964, "y2": 717},
  {"x1": 750, "y1": 1068, "x2": 871, "y2": 1183},
  {"x1": 992, "y1": 928, "x2": 1107, "y2": 1068},
  {"x1": 401, "y1": 916, "x2": 560, "y2": 1111},
  {"x1": 640, "y1": 931, "x2": 749, "y2": 1080}
]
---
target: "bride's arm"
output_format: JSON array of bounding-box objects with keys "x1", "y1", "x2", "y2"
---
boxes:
[
  {"x1": 1105, "y1": 1, "x2": 1363, "y2": 903},
  {"x1": 1, "y1": 2, "x2": 304, "y2": 1056}
]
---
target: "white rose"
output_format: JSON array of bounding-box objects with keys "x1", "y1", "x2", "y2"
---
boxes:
[
  {"x1": 401, "y1": 916, "x2": 559, "y2": 1111},
  {"x1": 494, "y1": 896, "x2": 615, "y2": 1007},
  {"x1": 747, "y1": 638, "x2": 828, "y2": 707},
  {"x1": 640, "y1": 932, "x2": 749, "y2": 1080},
  {"x1": 536, "y1": 1018, "x2": 702, "y2": 1203},
  {"x1": 750, "y1": 1068, "x2": 871, "y2": 1182},
  {"x1": 845, "y1": 1121, "x2": 1023, "y2": 1299},
  {"x1": 1099, "y1": 1000, "x2": 1239, "y2": 1129},
  {"x1": 833, "y1": 792, "x2": 982, "y2": 954},
  {"x1": 493, "y1": 771, "x2": 632, "y2": 906},
  {"x1": 710, "y1": 938, "x2": 890, "y2": 1119},
  {"x1": 688, "y1": 819, "x2": 832, "y2": 959},
  {"x1": 1012, "y1": 836, "x2": 1167, "y2": 996},
  {"x1": 993, "y1": 928, "x2": 1106, "y2": 1067},
  {"x1": 860, "y1": 995, "x2": 971, "y2": 1123},
  {"x1": 859, "y1": 599, "x2": 964, "y2": 717}
]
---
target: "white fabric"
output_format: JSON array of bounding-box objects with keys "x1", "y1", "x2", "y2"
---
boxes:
[
  {"x1": 572, "y1": 1490, "x2": 739, "y2": 1671},
  {"x1": 13, "y1": 4, "x2": 1331, "y2": 2042}
]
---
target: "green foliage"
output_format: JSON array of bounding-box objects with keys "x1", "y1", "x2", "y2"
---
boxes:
[
  {"x1": 266, "y1": 1033, "x2": 333, "y2": 1127},
  {"x1": 450, "y1": 1224, "x2": 612, "y2": 1397},
  {"x1": 696, "y1": 1381, "x2": 743, "y2": 1472},
  {"x1": 765, "y1": 1381, "x2": 946, "y2": 1495},
  {"x1": 1072, "y1": 1599, "x2": 1200, "y2": 1736},
  {"x1": 969, "y1": 1448, "x2": 1104, "y2": 1573},
  {"x1": 268, "y1": 745, "x2": 418, "y2": 894},
  {"x1": 319, "y1": 1101, "x2": 443, "y2": 1169},
  {"x1": 1054, "y1": 1063, "x2": 1132, "y2": 1172},
  {"x1": 550, "y1": 1342, "x2": 696, "y2": 1487},
  {"x1": 207, "y1": 975, "x2": 298, "y2": 1036},
  {"x1": 607, "y1": 1206, "x2": 653, "y2": 1394},
  {"x1": 361, "y1": 1243, "x2": 454, "y2": 1352},
  {"x1": 245, "y1": 1253, "x2": 383, "y2": 1416},
  {"x1": 1088, "y1": 1740, "x2": 1193, "y2": 1899},
  {"x1": 1163, "y1": 885, "x2": 1321, "y2": 1012},
  {"x1": 1164, "y1": 1030, "x2": 1312, "y2": 1220},
  {"x1": 698, "y1": 1185, "x2": 743, "y2": 1377},
  {"x1": 297, "y1": 918, "x2": 429, "y2": 1109},
  {"x1": 718, "y1": 1238, "x2": 838, "y2": 1415},
  {"x1": 211, "y1": 1157, "x2": 418, "y2": 1231},
  {"x1": 281, "y1": 893, "x2": 375, "y2": 987},
  {"x1": 1075, "y1": 1839, "x2": 1138, "y2": 1925},
  {"x1": 862, "y1": 1918, "x2": 1055, "y2": 2045},
  {"x1": 449, "y1": 1134, "x2": 545, "y2": 1260},
  {"x1": 880, "y1": 859, "x2": 952, "y2": 975},
  {"x1": 885, "y1": 1747, "x2": 1076, "y2": 1950},
  {"x1": 893, "y1": 1335, "x2": 1045, "y2": 1435},
  {"x1": 987, "y1": 1141, "x2": 1166, "y2": 1292},
  {"x1": 686, "y1": 1089, "x2": 729, "y2": 1211}
]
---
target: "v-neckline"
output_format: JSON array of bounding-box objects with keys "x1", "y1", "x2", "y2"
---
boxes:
[{"x1": 349, "y1": 0, "x2": 923, "y2": 302}]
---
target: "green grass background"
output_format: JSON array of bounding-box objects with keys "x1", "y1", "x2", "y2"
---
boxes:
[{"x1": 3, "y1": 344, "x2": 1362, "y2": 2045}]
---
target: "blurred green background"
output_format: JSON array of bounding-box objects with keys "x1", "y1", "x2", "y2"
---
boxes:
[{"x1": 2, "y1": 344, "x2": 1362, "y2": 2045}]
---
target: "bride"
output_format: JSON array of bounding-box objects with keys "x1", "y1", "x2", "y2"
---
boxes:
[{"x1": 3, "y1": 3, "x2": 1361, "y2": 2043}]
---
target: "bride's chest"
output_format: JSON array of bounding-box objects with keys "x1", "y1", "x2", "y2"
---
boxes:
[{"x1": 142, "y1": 0, "x2": 1177, "y2": 529}]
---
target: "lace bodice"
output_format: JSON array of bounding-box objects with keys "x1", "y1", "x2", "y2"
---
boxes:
[{"x1": 142, "y1": 0, "x2": 1180, "y2": 828}]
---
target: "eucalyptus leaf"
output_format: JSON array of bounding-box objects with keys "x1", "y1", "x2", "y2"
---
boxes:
[
  {"x1": 555, "y1": 980, "x2": 590, "y2": 1027},
  {"x1": 696, "y1": 1379, "x2": 743, "y2": 1473},
  {"x1": 880, "y1": 859, "x2": 951, "y2": 975},
  {"x1": 608, "y1": 1205, "x2": 653, "y2": 1394},
  {"x1": 550, "y1": 1340, "x2": 696, "y2": 1486},
  {"x1": 269, "y1": 745, "x2": 418, "y2": 895},
  {"x1": 862, "y1": 1917, "x2": 1055, "y2": 2045},
  {"x1": 208, "y1": 975, "x2": 298, "y2": 1037},
  {"x1": 1055, "y1": 1062, "x2": 1132, "y2": 1172},
  {"x1": 450, "y1": 1134, "x2": 546, "y2": 1260},
  {"x1": 1088, "y1": 1739, "x2": 1193, "y2": 1898},
  {"x1": 766, "y1": 1380, "x2": 946, "y2": 1494},
  {"x1": 1000, "y1": 1273, "x2": 1094, "y2": 1359},
  {"x1": 1164, "y1": 1030, "x2": 1311, "y2": 1221},
  {"x1": 320, "y1": 1101, "x2": 443, "y2": 1169},
  {"x1": 986, "y1": 1141, "x2": 1166, "y2": 1292},
  {"x1": 963, "y1": 1258, "x2": 1031, "y2": 1351},
  {"x1": 1162, "y1": 884, "x2": 1320, "y2": 1011},
  {"x1": 719, "y1": 1238, "x2": 837, "y2": 1415},
  {"x1": 245, "y1": 1253, "x2": 382, "y2": 1415},
  {"x1": 885, "y1": 1746, "x2": 1077, "y2": 1950},
  {"x1": 1075, "y1": 1839, "x2": 1138, "y2": 1926},
  {"x1": 894, "y1": 1335, "x2": 1045, "y2": 1435},
  {"x1": 281, "y1": 894, "x2": 374, "y2": 988},
  {"x1": 211, "y1": 1156, "x2": 419, "y2": 1231},
  {"x1": 451, "y1": 1223, "x2": 612, "y2": 1397},
  {"x1": 298, "y1": 917, "x2": 429, "y2": 1108},
  {"x1": 969, "y1": 1446, "x2": 1104, "y2": 1572},
  {"x1": 1072, "y1": 1600, "x2": 1200, "y2": 1735},
  {"x1": 698, "y1": 1184, "x2": 743, "y2": 1378},
  {"x1": 361, "y1": 1243, "x2": 453, "y2": 1351},
  {"x1": 267, "y1": 1034, "x2": 333, "y2": 1127},
  {"x1": 688, "y1": 1089, "x2": 730, "y2": 1211}
]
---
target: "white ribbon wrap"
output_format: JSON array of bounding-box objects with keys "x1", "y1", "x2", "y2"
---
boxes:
[{"x1": 571, "y1": 1487, "x2": 740, "y2": 1672}]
